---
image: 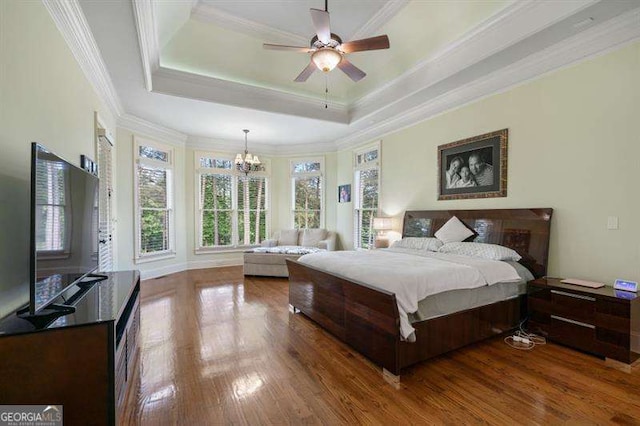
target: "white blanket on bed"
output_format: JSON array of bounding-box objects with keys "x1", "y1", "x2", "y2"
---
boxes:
[{"x1": 297, "y1": 248, "x2": 521, "y2": 340}]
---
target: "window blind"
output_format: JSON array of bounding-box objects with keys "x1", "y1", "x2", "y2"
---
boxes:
[
  {"x1": 197, "y1": 153, "x2": 270, "y2": 249},
  {"x1": 35, "y1": 160, "x2": 68, "y2": 252},
  {"x1": 97, "y1": 136, "x2": 113, "y2": 271},
  {"x1": 138, "y1": 165, "x2": 170, "y2": 254},
  {"x1": 238, "y1": 176, "x2": 267, "y2": 245},
  {"x1": 354, "y1": 144, "x2": 380, "y2": 249}
]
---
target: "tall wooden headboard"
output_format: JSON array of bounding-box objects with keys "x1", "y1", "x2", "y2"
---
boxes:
[{"x1": 402, "y1": 208, "x2": 553, "y2": 278}]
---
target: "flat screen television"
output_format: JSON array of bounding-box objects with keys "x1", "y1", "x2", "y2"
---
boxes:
[{"x1": 29, "y1": 143, "x2": 100, "y2": 315}]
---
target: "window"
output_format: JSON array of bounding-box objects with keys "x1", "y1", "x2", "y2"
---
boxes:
[
  {"x1": 35, "y1": 158, "x2": 70, "y2": 253},
  {"x1": 196, "y1": 152, "x2": 269, "y2": 250},
  {"x1": 354, "y1": 143, "x2": 380, "y2": 249},
  {"x1": 134, "y1": 138, "x2": 174, "y2": 260},
  {"x1": 291, "y1": 159, "x2": 323, "y2": 229}
]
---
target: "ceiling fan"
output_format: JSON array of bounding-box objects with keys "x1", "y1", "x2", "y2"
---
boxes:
[{"x1": 263, "y1": 0, "x2": 390, "y2": 83}]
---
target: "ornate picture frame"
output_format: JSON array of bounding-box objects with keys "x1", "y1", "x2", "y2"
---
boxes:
[{"x1": 438, "y1": 129, "x2": 508, "y2": 200}]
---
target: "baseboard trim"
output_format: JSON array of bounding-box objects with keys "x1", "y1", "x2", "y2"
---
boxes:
[
  {"x1": 139, "y1": 262, "x2": 188, "y2": 280},
  {"x1": 187, "y1": 259, "x2": 243, "y2": 271},
  {"x1": 139, "y1": 258, "x2": 243, "y2": 280}
]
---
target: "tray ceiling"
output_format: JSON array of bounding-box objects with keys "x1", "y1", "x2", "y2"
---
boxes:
[{"x1": 75, "y1": 0, "x2": 640, "y2": 150}]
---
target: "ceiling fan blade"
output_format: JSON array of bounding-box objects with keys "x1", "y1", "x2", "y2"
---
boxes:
[
  {"x1": 263, "y1": 43, "x2": 312, "y2": 53},
  {"x1": 310, "y1": 8, "x2": 331, "y2": 45},
  {"x1": 294, "y1": 62, "x2": 317, "y2": 82},
  {"x1": 338, "y1": 58, "x2": 366, "y2": 82},
  {"x1": 340, "y1": 35, "x2": 390, "y2": 54}
]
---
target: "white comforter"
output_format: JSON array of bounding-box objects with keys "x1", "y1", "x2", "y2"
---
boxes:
[{"x1": 297, "y1": 248, "x2": 521, "y2": 340}]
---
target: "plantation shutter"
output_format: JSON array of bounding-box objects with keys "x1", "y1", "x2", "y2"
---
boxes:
[
  {"x1": 237, "y1": 176, "x2": 267, "y2": 245},
  {"x1": 97, "y1": 135, "x2": 113, "y2": 271}
]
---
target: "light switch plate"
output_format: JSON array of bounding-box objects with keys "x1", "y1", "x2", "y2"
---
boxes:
[{"x1": 607, "y1": 216, "x2": 619, "y2": 230}]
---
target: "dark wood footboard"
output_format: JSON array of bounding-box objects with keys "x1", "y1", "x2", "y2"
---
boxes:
[
  {"x1": 288, "y1": 259, "x2": 526, "y2": 376},
  {"x1": 287, "y1": 259, "x2": 402, "y2": 374}
]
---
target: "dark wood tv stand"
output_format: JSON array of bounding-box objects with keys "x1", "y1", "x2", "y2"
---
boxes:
[{"x1": 0, "y1": 270, "x2": 140, "y2": 425}]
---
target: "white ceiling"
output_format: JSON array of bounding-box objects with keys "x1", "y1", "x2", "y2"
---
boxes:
[
  {"x1": 76, "y1": 0, "x2": 640, "y2": 152},
  {"x1": 198, "y1": 0, "x2": 390, "y2": 41}
]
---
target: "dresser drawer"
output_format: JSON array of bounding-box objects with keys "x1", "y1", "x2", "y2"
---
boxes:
[
  {"x1": 550, "y1": 289, "x2": 595, "y2": 324},
  {"x1": 550, "y1": 315, "x2": 598, "y2": 355}
]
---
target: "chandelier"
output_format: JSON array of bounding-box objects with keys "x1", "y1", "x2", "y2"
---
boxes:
[{"x1": 234, "y1": 129, "x2": 264, "y2": 175}]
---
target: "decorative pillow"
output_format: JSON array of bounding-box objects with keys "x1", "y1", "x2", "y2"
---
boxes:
[
  {"x1": 301, "y1": 228, "x2": 327, "y2": 247},
  {"x1": 391, "y1": 237, "x2": 443, "y2": 251},
  {"x1": 278, "y1": 229, "x2": 299, "y2": 246},
  {"x1": 438, "y1": 242, "x2": 522, "y2": 261},
  {"x1": 434, "y1": 216, "x2": 474, "y2": 243}
]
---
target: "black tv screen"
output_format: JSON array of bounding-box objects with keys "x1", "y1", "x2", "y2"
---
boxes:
[{"x1": 30, "y1": 143, "x2": 99, "y2": 314}]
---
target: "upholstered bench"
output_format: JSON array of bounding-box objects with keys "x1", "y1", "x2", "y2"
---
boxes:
[{"x1": 243, "y1": 246, "x2": 325, "y2": 277}]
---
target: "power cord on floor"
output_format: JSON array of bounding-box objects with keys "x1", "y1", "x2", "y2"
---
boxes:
[{"x1": 504, "y1": 320, "x2": 546, "y2": 350}]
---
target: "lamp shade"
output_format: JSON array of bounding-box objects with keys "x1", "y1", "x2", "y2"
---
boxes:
[
  {"x1": 373, "y1": 217, "x2": 392, "y2": 231},
  {"x1": 311, "y1": 48, "x2": 343, "y2": 72}
]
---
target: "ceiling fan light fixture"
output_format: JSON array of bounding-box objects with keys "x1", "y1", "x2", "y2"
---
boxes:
[{"x1": 311, "y1": 48, "x2": 342, "y2": 73}]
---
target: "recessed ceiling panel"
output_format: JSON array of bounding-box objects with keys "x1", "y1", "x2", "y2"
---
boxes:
[{"x1": 198, "y1": 0, "x2": 390, "y2": 40}]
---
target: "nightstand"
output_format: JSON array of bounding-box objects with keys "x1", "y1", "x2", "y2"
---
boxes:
[{"x1": 528, "y1": 277, "x2": 639, "y2": 367}]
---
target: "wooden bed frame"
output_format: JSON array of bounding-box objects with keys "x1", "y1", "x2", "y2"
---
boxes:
[{"x1": 287, "y1": 208, "x2": 553, "y2": 384}]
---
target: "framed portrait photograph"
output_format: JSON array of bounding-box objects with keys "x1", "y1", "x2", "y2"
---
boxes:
[
  {"x1": 438, "y1": 129, "x2": 508, "y2": 200},
  {"x1": 338, "y1": 184, "x2": 351, "y2": 203}
]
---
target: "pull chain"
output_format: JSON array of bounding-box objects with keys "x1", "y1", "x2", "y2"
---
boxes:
[{"x1": 324, "y1": 75, "x2": 328, "y2": 109}]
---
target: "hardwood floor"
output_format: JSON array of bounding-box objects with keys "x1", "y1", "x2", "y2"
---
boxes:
[{"x1": 121, "y1": 267, "x2": 640, "y2": 425}]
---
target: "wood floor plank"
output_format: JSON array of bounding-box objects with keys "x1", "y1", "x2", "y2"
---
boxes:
[{"x1": 120, "y1": 267, "x2": 640, "y2": 425}]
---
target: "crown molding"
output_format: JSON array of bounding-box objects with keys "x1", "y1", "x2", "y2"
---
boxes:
[
  {"x1": 191, "y1": 3, "x2": 309, "y2": 46},
  {"x1": 132, "y1": 0, "x2": 159, "y2": 92},
  {"x1": 349, "y1": 0, "x2": 409, "y2": 40},
  {"x1": 42, "y1": 0, "x2": 124, "y2": 117},
  {"x1": 350, "y1": 0, "x2": 599, "y2": 122},
  {"x1": 118, "y1": 113, "x2": 188, "y2": 146},
  {"x1": 186, "y1": 135, "x2": 337, "y2": 157},
  {"x1": 152, "y1": 67, "x2": 349, "y2": 124},
  {"x1": 336, "y1": 7, "x2": 640, "y2": 150}
]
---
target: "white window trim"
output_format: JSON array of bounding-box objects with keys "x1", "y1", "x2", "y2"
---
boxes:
[
  {"x1": 133, "y1": 137, "x2": 176, "y2": 262},
  {"x1": 194, "y1": 150, "x2": 271, "y2": 253},
  {"x1": 290, "y1": 156, "x2": 325, "y2": 229},
  {"x1": 354, "y1": 141, "x2": 381, "y2": 250}
]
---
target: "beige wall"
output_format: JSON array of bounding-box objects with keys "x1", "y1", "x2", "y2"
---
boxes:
[
  {"x1": 0, "y1": 0, "x2": 116, "y2": 319},
  {"x1": 115, "y1": 128, "x2": 188, "y2": 277},
  {"x1": 336, "y1": 41, "x2": 640, "y2": 284},
  {"x1": 336, "y1": 150, "x2": 354, "y2": 250}
]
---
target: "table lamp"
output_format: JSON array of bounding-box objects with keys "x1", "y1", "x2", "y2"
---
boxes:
[{"x1": 373, "y1": 217, "x2": 393, "y2": 248}]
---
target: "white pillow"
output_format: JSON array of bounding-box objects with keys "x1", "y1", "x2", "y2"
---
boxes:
[
  {"x1": 391, "y1": 237, "x2": 443, "y2": 251},
  {"x1": 278, "y1": 229, "x2": 299, "y2": 246},
  {"x1": 434, "y1": 216, "x2": 474, "y2": 243},
  {"x1": 438, "y1": 242, "x2": 522, "y2": 261},
  {"x1": 301, "y1": 228, "x2": 327, "y2": 247}
]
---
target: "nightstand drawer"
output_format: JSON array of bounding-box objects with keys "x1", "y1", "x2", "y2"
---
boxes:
[
  {"x1": 550, "y1": 315, "x2": 598, "y2": 354},
  {"x1": 550, "y1": 290, "x2": 595, "y2": 324},
  {"x1": 527, "y1": 277, "x2": 639, "y2": 365}
]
